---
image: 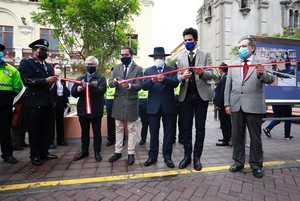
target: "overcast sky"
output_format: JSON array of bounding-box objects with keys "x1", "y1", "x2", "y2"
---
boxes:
[{"x1": 152, "y1": 0, "x2": 204, "y2": 53}]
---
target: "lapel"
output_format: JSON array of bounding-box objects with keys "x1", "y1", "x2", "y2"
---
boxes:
[
  {"x1": 195, "y1": 49, "x2": 200, "y2": 67},
  {"x1": 125, "y1": 61, "x2": 136, "y2": 79}
]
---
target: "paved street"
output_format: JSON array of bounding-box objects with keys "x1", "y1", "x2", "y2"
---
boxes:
[{"x1": 0, "y1": 105, "x2": 299, "y2": 200}]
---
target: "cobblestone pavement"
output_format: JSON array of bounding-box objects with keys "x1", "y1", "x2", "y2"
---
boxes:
[{"x1": 0, "y1": 105, "x2": 299, "y2": 200}]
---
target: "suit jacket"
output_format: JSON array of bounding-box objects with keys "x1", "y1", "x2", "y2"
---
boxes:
[
  {"x1": 177, "y1": 48, "x2": 213, "y2": 102},
  {"x1": 141, "y1": 65, "x2": 179, "y2": 115},
  {"x1": 18, "y1": 57, "x2": 57, "y2": 107},
  {"x1": 109, "y1": 61, "x2": 143, "y2": 121},
  {"x1": 224, "y1": 56, "x2": 275, "y2": 114},
  {"x1": 213, "y1": 73, "x2": 227, "y2": 108}
]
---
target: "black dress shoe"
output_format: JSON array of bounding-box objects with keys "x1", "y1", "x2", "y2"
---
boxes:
[
  {"x1": 108, "y1": 153, "x2": 122, "y2": 163},
  {"x1": 194, "y1": 158, "x2": 202, "y2": 171},
  {"x1": 139, "y1": 140, "x2": 146, "y2": 145},
  {"x1": 229, "y1": 164, "x2": 244, "y2": 172},
  {"x1": 31, "y1": 157, "x2": 43, "y2": 166},
  {"x1": 127, "y1": 154, "x2": 135, "y2": 165},
  {"x1": 49, "y1": 144, "x2": 57, "y2": 149},
  {"x1": 253, "y1": 169, "x2": 263, "y2": 178},
  {"x1": 57, "y1": 141, "x2": 68, "y2": 146},
  {"x1": 216, "y1": 141, "x2": 229, "y2": 146},
  {"x1": 218, "y1": 138, "x2": 224, "y2": 142},
  {"x1": 164, "y1": 159, "x2": 175, "y2": 168},
  {"x1": 179, "y1": 157, "x2": 191, "y2": 169},
  {"x1": 106, "y1": 141, "x2": 115, "y2": 146},
  {"x1": 3, "y1": 155, "x2": 18, "y2": 164},
  {"x1": 45, "y1": 153, "x2": 58, "y2": 159},
  {"x1": 73, "y1": 152, "x2": 89, "y2": 161},
  {"x1": 263, "y1": 128, "x2": 271, "y2": 138},
  {"x1": 94, "y1": 153, "x2": 102, "y2": 162},
  {"x1": 144, "y1": 158, "x2": 157, "y2": 166}
]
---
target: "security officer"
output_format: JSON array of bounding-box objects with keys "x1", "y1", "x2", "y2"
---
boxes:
[
  {"x1": 0, "y1": 43, "x2": 23, "y2": 163},
  {"x1": 105, "y1": 78, "x2": 116, "y2": 146},
  {"x1": 138, "y1": 88, "x2": 148, "y2": 145},
  {"x1": 19, "y1": 39, "x2": 58, "y2": 166}
]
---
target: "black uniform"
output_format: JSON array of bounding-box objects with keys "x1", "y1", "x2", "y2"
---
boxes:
[{"x1": 18, "y1": 57, "x2": 57, "y2": 160}]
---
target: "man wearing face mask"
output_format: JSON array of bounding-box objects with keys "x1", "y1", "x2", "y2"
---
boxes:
[
  {"x1": 71, "y1": 56, "x2": 106, "y2": 162},
  {"x1": 224, "y1": 36, "x2": 275, "y2": 178},
  {"x1": 19, "y1": 39, "x2": 59, "y2": 166},
  {"x1": 0, "y1": 43, "x2": 23, "y2": 163},
  {"x1": 177, "y1": 27, "x2": 213, "y2": 171},
  {"x1": 108, "y1": 47, "x2": 143, "y2": 165},
  {"x1": 49, "y1": 63, "x2": 71, "y2": 148},
  {"x1": 141, "y1": 47, "x2": 179, "y2": 168}
]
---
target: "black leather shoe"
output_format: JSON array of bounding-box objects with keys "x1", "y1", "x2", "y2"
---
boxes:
[
  {"x1": 127, "y1": 154, "x2": 135, "y2": 165},
  {"x1": 263, "y1": 128, "x2": 271, "y2": 138},
  {"x1": 31, "y1": 157, "x2": 43, "y2": 166},
  {"x1": 49, "y1": 144, "x2": 57, "y2": 149},
  {"x1": 57, "y1": 141, "x2": 68, "y2": 146},
  {"x1": 106, "y1": 141, "x2": 115, "y2": 146},
  {"x1": 144, "y1": 158, "x2": 157, "y2": 166},
  {"x1": 3, "y1": 155, "x2": 18, "y2": 164},
  {"x1": 73, "y1": 152, "x2": 89, "y2": 161},
  {"x1": 253, "y1": 169, "x2": 264, "y2": 178},
  {"x1": 194, "y1": 158, "x2": 202, "y2": 171},
  {"x1": 94, "y1": 153, "x2": 102, "y2": 162},
  {"x1": 179, "y1": 157, "x2": 191, "y2": 169},
  {"x1": 216, "y1": 141, "x2": 230, "y2": 146},
  {"x1": 229, "y1": 164, "x2": 244, "y2": 172},
  {"x1": 164, "y1": 159, "x2": 175, "y2": 168},
  {"x1": 218, "y1": 138, "x2": 224, "y2": 142},
  {"x1": 45, "y1": 153, "x2": 58, "y2": 159},
  {"x1": 108, "y1": 153, "x2": 122, "y2": 163},
  {"x1": 139, "y1": 140, "x2": 146, "y2": 145}
]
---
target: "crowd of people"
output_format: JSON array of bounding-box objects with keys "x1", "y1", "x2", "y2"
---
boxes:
[{"x1": 4, "y1": 27, "x2": 296, "y2": 179}]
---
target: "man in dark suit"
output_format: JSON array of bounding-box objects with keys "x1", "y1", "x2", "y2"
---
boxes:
[
  {"x1": 224, "y1": 36, "x2": 275, "y2": 178},
  {"x1": 177, "y1": 28, "x2": 213, "y2": 171},
  {"x1": 142, "y1": 47, "x2": 179, "y2": 168},
  {"x1": 19, "y1": 39, "x2": 59, "y2": 166},
  {"x1": 213, "y1": 63, "x2": 231, "y2": 146}
]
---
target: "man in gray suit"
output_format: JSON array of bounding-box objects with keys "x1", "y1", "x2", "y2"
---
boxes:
[
  {"x1": 177, "y1": 27, "x2": 213, "y2": 171},
  {"x1": 224, "y1": 36, "x2": 275, "y2": 178},
  {"x1": 108, "y1": 47, "x2": 143, "y2": 165}
]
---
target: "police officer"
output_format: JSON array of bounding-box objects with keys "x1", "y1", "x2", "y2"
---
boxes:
[
  {"x1": 19, "y1": 39, "x2": 58, "y2": 166},
  {"x1": 105, "y1": 78, "x2": 116, "y2": 146},
  {"x1": 138, "y1": 88, "x2": 148, "y2": 145},
  {"x1": 0, "y1": 43, "x2": 23, "y2": 163}
]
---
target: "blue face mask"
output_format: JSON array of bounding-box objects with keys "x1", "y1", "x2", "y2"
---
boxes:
[
  {"x1": 184, "y1": 41, "x2": 196, "y2": 51},
  {"x1": 86, "y1": 66, "x2": 96, "y2": 74},
  {"x1": 238, "y1": 47, "x2": 249, "y2": 59},
  {"x1": 0, "y1": 52, "x2": 3, "y2": 60}
]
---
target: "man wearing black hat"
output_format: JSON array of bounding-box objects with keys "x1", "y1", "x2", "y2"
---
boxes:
[
  {"x1": 0, "y1": 43, "x2": 23, "y2": 163},
  {"x1": 19, "y1": 39, "x2": 59, "y2": 166},
  {"x1": 142, "y1": 47, "x2": 179, "y2": 168}
]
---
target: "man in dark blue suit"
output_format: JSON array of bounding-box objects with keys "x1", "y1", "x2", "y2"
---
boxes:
[{"x1": 142, "y1": 47, "x2": 179, "y2": 168}]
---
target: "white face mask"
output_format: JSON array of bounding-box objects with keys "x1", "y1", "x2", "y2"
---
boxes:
[
  {"x1": 54, "y1": 68, "x2": 61, "y2": 75},
  {"x1": 154, "y1": 59, "x2": 164, "y2": 68}
]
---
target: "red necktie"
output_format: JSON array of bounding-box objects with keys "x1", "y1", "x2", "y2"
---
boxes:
[{"x1": 243, "y1": 60, "x2": 248, "y2": 80}]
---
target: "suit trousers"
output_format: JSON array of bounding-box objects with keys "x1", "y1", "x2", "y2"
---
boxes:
[
  {"x1": 106, "y1": 105, "x2": 116, "y2": 143},
  {"x1": 78, "y1": 117, "x2": 102, "y2": 153},
  {"x1": 25, "y1": 106, "x2": 53, "y2": 159},
  {"x1": 52, "y1": 96, "x2": 65, "y2": 144},
  {"x1": 139, "y1": 99, "x2": 149, "y2": 141},
  {"x1": 148, "y1": 108, "x2": 175, "y2": 160},
  {"x1": 231, "y1": 110, "x2": 263, "y2": 169},
  {"x1": 115, "y1": 119, "x2": 137, "y2": 155},
  {"x1": 0, "y1": 106, "x2": 14, "y2": 159},
  {"x1": 180, "y1": 92, "x2": 209, "y2": 159},
  {"x1": 219, "y1": 107, "x2": 232, "y2": 143}
]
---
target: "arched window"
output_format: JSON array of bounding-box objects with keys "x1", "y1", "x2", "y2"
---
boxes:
[
  {"x1": 294, "y1": 10, "x2": 299, "y2": 28},
  {"x1": 208, "y1": 5, "x2": 212, "y2": 16},
  {"x1": 289, "y1": 10, "x2": 294, "y2": 28},
  {"x1": 241, "y1": 0, "x2": 248, "y2": 8}
]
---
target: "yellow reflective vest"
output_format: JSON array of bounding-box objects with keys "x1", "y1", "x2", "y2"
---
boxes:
[
  {"x1": 0, "y1": 62, "x2": 22, "y2": 93},
  {"x1": 138, "y1": 89, "x2": 148, "y2": 99},
  {"x1": 105, "y1": 79, "x2": 115, "y2": 100}
]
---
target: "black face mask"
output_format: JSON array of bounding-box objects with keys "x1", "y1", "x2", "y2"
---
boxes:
[
  {"x1": 121, "y1": 57, "x2": 132, "y2": 66},
  {"x1": 38, "y1": 51, "x2": 48, "y2": 60},
  {"x1": 86, "y1": 66, "x2": 96, "y2": 74}
]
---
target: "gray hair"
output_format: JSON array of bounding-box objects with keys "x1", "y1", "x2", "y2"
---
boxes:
[
  {"x1": 85, "y1": 56, "x2": 99, "y2": 66},
  {"x1": 239, "y1": 35, "x2": 257, "y2": 53}
]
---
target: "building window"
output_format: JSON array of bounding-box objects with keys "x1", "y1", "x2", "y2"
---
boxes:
[
  {"x1": 294, "y1": 10, "x2": 299, "y2": 28},
  {"x1": 289, "y1": 10, "x2": 294, "y2": 28},
  {"x1": 40, "y1": 28, "x2": 59, "y2": 50},
  {"x1": 0, "y1": 26, "x2": 13, "y2": 49},
  {"x1": 241, "y1": 0, "x2": 248, "y2": 8},
  {"x1": 208, "y1": 5, "x2": 212, "y2": 16},
  {"x1": 127, "y1": 34, "x2": 138, "y2": 55}
]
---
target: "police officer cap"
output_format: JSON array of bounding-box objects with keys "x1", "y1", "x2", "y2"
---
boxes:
[
  {"x1": 0, "y1": 44, "x2": 5, "y2": 51},
  {"x1": 29, "y1": 39, "x2": 49, "y2": 50}
]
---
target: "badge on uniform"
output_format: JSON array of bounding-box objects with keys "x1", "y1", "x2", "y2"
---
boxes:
[{"x1": 4, "y1": 69, "x2": 10, "y2": 76}]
